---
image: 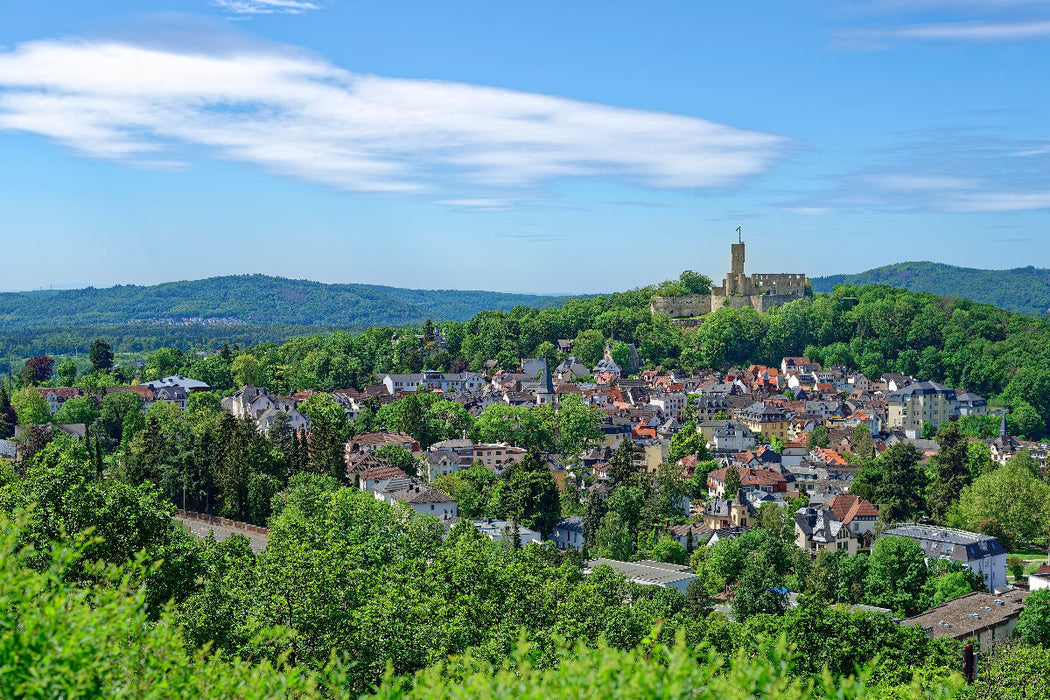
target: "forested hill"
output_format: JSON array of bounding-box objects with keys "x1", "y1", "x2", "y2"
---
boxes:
[
  {"x1": 0, "y1": 275, "x2": 571, "y2": 330},
  {"x1": 811, "y1": 262, "x2": 1050, "y2": 316}
]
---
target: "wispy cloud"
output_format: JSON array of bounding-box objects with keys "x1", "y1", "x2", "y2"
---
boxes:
[
  {"x1": 212, "y1": 0, "x2": 320, "y2": 15},
  {"x1": 0, "y1": 33, "x2": 791, "y2": 206},
  {"x1": 954, "y1": 190, "x2": 1050, "y2": 211},
  {"x1": 838, "y1": 19, "x2": 1050, "y2": 48}
]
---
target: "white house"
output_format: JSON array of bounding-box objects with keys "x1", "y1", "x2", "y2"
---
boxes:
[
  {"x1": 553, "y1": 516, "x2": 585, "y2": 551},
  {"x1": 882, "y1": 524, "x2": 1008, "y2": 593},
  {"x1": 385, "y1": 483, "x2": 458, "y2": 519}
]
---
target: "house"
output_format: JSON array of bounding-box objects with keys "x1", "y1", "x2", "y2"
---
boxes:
[
  {"x1": 584, "y1": 559, "x2": 698, "y2": 593},
  {"x1": 144, "y1": 374, "x2": 211, "y2": 393},
  {"x1": 822, "y1": 494, "x2": 878, "y2": 543},
  {"x1": 36, "y1": 387, "x2": 85, "y2": 414},
  {"x1": 736, "y1": 402, "x2": 790, "y2": 441},
  {"x1": 1028, "y1": 563, "x2": 1050, "y2": 591},
  {"x1": 593, "y1": 357, "x2": 623, "y2": 378},
  {"x1": 701, "y1": 492, "x2": 756, "y2": 530},
  {"x1": 667, "y1": 522, "x2": 713, "y2": 551},
  {"x1": 357, "y1": 465, "x2": 411, "y2": 493},
  {"x1": 887, "y1": 381, "x2": 957, "y2": 438},
  {"x1": 378, "y1": 371, "x2": 485, "y2": 395},
  {"x1": 222, "y1": 385, "x2": 309, "y2": 434},
  {"x1": 472, "y1": 443, "x2": 527, "y2": 471},
  {"x1": 701, "y1": 420, "x2": 756, "y2": 453},
  {"x1": 649, "y1": 391, "x2": 686, "y2": 420},
  {"x1": 346, "y1": 430, "x2": 421, "y2": 457},
  {"x1": 795, "y1": 507, "x2": 858, "y2": 556},
  {"x1": 881, "y1": 524, "x2": 1007, "y2": 592},
  {"x1": 426, "y1": 438, "x2": 475, "y2": 480},
  {"x1": 782, "y1": 357, "x2": 821, "y2": 376},
  {"x1": 691, "y1": 395, "x2": 731, "y2": 421},
  {"x1": 880, "y1": 373, "x2": 912, "y2": 393},
  {"x1": 954, "y1": 391, "x2": 988, "y2": 417},
  {"x1": 555, "y1": 357, "x2": 590, "y2": 382},
  {"x1": 553, "y1": 516, "x2": 585, "y2": 551},
  {"x1": 706, "y1": 526, "x2": 751, "y2": 547},
  {"x1": 902, "y1": 589, "x2": 1030, "y2": 650},
  {"x1": 468, "y1": 518, "x2": 542, "y2": 546},
  {"x1": 383, "y1": 483, "x2": 458, "y2": 518},
  {"x1": 989, "y1": 416, "x2": 1023, "y2": 465},
  {"x1": 706, "y1": 464, "x2": 788, "y2": 498}
]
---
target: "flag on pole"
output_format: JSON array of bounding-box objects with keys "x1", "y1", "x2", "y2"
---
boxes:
[{"x1": 735, "y1": 226, "x2": 741, "y2": 233}]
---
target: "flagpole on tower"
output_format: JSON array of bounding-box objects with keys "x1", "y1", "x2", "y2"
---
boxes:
[{"x1": 736, "y1": 226, "x2": 741, "y2": 243}]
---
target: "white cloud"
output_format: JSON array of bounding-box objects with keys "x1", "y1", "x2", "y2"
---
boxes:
[
  {"x1": 953, "y1": 190, "x2": 1050, "y2": 211},
  {"x1": 0, "y1": 36, "x2": 790, "y2": 205},
  {"x1": 868, "y1": 174, "x2": 980, "y2": 190},
  {"x1": 212, "y1": 0, "x2": 320, "y2": 15},
  {"x1": 841, "y1": 19, "x2": 1050, "y2": 46}
]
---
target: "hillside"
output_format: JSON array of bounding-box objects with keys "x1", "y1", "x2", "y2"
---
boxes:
[
  {"x1": 0, "y1": 275, "x2": 571, "y2": 330},
  {"x1": 811, "y1": 262, "x2": 1050, "y2": 316}
]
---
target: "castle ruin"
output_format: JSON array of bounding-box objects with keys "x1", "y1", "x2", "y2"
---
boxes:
[{"x1": 651, "y1": 239, "x2": 807, "y2": 321}]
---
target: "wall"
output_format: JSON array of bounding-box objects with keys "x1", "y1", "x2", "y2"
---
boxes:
[
  {"x1": 751, "y1": 273, "x2": 807, "y2": 295},
  {"x1": 649, "y1": 295, "x2": 711, "y2": 318}
]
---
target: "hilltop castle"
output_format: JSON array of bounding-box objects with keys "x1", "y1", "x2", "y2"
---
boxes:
[{"x1": 651, "y1": 239, "x2": 807, "y2": 320}]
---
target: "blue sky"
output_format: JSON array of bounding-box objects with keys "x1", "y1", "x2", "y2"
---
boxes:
[{"x1": 1, "y1": 1, "x2": 1048, "y2": 294}]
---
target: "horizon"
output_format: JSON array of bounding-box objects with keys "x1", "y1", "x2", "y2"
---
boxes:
[
  {"x1": 1, "y1": 258, "x2": 1045, "y2": 297},
  {"x1": 2, "y1": 2, "x2": 1049, "y2": 293}
]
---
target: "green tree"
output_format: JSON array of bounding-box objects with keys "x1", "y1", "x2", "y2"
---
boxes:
[
  {"x1": 10, "y1": 387, "x2": 50, "y2": 426},
  {"x1": 926, "y1": 422, "x2": 971, "y2": 523},
  {"x1": 490, "y1": 451, "x2": 561, "y2": 537},
  {"x1": 873, "y1": 443, "x2": 927, "y2": 523},
  {"x1": 54, "y1": 359, "x2": 78, "y2": 386},
  {"x1": 52, "y1": 396, "x2": 98, "y2": 427},
  {"x1": 610, "y1": 341, "x2": 632, "y2": 371},
  {"x1": 606, "y1": 438, "x2": 637, "y2": 485},
  {"x1": 731, "y1": 550, "x2": 788, "y2": 621},
  {"x1": 666, "y1": 423, "x2": 709, "y2": 465},
  {"x1": 231, "y1": 353, "x2": 268, "y2": 388},
  {"x1": 948, "y1": 457, "x2": 1050, "y2": 549},
  {"x1": 593, "y1": 511, "x2": 633, "y2": 560},
  {"x1": 572, "y1": 329, "x2": 606, "y2": 366},
  {"x1": 375, "y1": 444, "x2": 418, "y2": 478},
  {"x1": 553, "y1": 393, "x2": 603, "y2": 461},
  {"x1": 1016, "y1": 588, "x2": 1050, "y2": 647},
  {"x1": 807, "y1": 425, "x2": 829, "y2": 449},
  {"x1": 865, "y1": 536, "x2": 929, "y2": 615},
  {"x1": 89, "y1": 339, "x2": 114, "y2": 374},
  {"x1": 724, "y1": 465, "x2": 742, "y2": 498}
]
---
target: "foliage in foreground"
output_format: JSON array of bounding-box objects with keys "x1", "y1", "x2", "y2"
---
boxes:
[
  {"x1": 0, "y1": 509, "x2": 971, "y2": 700},
  {"x1": 372, "y1": 632, "x2": 963, "y2": 700},
  {"x1": 0, "y1": 515, "x2": 328, "y2": 700}
]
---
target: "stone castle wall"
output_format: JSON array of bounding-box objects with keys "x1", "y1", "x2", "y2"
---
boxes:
[
  {"x1": 650, "y1": 295, "x2": 712, "y2": 318},
  {"x1": 750, "y1": 273, "x2": 806, "y2": 295},
  {"x1": 708, "y1": 293, "x2": 804, "y2": 314}
]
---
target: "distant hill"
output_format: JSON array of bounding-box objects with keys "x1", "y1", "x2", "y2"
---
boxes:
[
  {"x1": 811, "y1": 262, "x2": 1050, "y2": 316},
  {"x1": 0, "y1": 275, "x2": 572, "y2": 331}
]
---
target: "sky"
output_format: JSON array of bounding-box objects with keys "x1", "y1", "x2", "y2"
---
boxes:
[{"x1": 0, "y1": 1, "x2": 1048, "y2": 294}]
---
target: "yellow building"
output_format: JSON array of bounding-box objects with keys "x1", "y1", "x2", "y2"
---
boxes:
[
  {"x1": 736, "y1": 401, "x2": 789, "y2": 441},
  {"x1": 887, "y1": 381, "x2": 956, "y2": 438}
]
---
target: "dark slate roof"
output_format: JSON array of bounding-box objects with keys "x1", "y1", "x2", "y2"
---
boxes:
[
  {"x1": 555, "y1": 516, "x2": 584, "y2": 533},
  {"x1": 882, "y1": 524, "x2": 1005, "y2": 561}
]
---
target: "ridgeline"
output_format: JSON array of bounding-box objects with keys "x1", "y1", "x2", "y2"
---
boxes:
[
  {"x1": 811, "y1": 262, "x2": 1050, "y2": 317},
  {"x1": 0, "y1": 274, "x2": 572, "y2": 331}
]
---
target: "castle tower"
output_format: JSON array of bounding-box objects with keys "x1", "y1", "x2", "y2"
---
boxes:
[{"x1": 730, "y1": 242, "x2": 745, "y2": 275}]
